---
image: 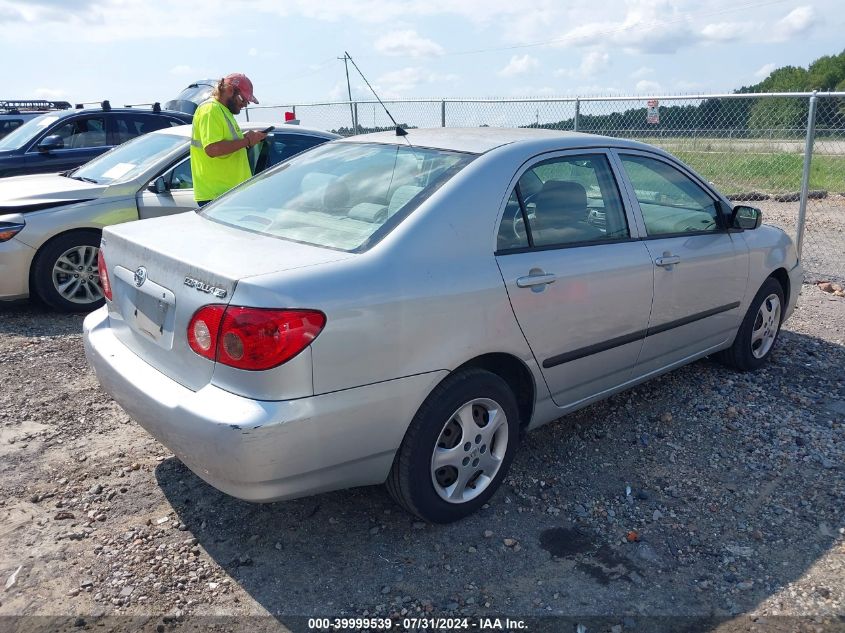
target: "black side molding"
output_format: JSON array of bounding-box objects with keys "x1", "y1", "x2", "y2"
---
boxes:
[{"x1": 542, "y1": 302, "x2": 741, "y2": 369}]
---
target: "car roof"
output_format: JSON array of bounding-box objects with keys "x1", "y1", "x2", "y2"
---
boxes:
[
  {"x1": 35, "y1": 107, "x2": 191, "y2": 120},
  {"x1": 152, "y1": 122, "x2": 340, "y2": 140},
  {"x1": 337, "y1": 127, "x2": 661, "y2": 155}
]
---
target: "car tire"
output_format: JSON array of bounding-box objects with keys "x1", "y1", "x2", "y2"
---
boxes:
[
  {"x1": 718, "y1": 277, "x2": 785, "y2": 371},
  {"x1": 387, "y1": 368, "x2": 520, "y2": 523},
  {"x1": 31, "y1": 230, "x2": 105, "y2": 313}
]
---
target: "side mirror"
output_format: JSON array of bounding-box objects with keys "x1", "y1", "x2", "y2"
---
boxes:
[
  {"x1": 731, "y1": 205, "x2": 763, "y2": 230},
  {"x1": 37, "y1": 135, "x2": 64, "y2": 152},
  {"x1": 147, "y1": 176, "x2": 167, "y2": 194}
]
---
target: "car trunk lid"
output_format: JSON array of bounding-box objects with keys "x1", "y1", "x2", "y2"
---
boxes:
[{"x1": 102, "y1": 212, "x2": 351, "y2": 391}]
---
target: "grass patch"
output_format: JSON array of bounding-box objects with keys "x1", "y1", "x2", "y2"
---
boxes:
[{"x1": 669, "y1": 150, "x2": 845, "y2": 195}]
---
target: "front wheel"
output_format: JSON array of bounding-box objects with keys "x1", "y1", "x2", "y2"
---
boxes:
[
  {"x1": 718, "y1": 277, "x2": 784, "y2": 371},
  {"x1": 387, "y1": 369, "x2": 520, "y2": 523},
  {"x1": 31, "y1": 231, "x2": 104, "y2": 313}
]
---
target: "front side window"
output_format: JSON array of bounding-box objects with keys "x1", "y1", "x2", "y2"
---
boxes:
[
  {"x1": 497, "y1": 154, "x2": 629, "y2": 250},
  {"x1": 201, "y1": 142, "x2": 474, "y2": 252},
  {"x1": 51, "y1": 116, "x2": 107, "y2": 149},
  {"x1": 168, "y1": 158, "x2": 193, "y2": 189},
  {"x1": 620, "y1": 154, "x2": 719, "y2": 236}
]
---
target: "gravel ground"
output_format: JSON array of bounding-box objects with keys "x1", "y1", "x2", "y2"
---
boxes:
[{"x1": 0, "y1": 283, "x2": 842, "y2": 633}]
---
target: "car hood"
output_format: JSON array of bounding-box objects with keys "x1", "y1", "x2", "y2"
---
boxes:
[{"x1": 0, "y1": 173, "x2": 106, "y2": 209}]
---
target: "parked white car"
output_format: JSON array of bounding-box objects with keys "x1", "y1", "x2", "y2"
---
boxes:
[
  {"x1": 0, "y1": 123, "x2": 338, "y2": 311},
  {"x1": 84, "y1": 128, "x2": 802, "y2": 523}
]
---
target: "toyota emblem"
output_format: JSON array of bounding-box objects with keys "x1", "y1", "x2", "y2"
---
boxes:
[{"x1": 133, "y1": 266, "x2": 147, "y2": 287}]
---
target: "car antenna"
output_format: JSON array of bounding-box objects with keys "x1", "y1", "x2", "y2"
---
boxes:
[{"x1": 343, "y1": 51, "x2": 409, "y2": 139}]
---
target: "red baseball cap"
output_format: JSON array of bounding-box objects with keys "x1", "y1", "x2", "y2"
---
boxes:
[{"x1": 224, "y1": 73, "x2": 259, "y2": 104}]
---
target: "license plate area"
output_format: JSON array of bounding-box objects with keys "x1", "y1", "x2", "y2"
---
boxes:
[{"x1": 113, "y1": 266, "x2": 176, "y2": 349}]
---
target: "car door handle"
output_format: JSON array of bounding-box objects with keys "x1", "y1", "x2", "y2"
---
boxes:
[
  {"x1": 516, "y1": 273, "x2": 557, "y2": 288},
  {"x1": 655, "y1": 255, "x2": 681, "y2": 267}
]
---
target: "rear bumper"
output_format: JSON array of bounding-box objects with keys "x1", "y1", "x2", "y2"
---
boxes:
[
  {"x1": 0, "y1": 237, "x2": 35, "y2": 300},
  {"x1": 83, "y1": 307, "x2": 445, "y2": 502}
]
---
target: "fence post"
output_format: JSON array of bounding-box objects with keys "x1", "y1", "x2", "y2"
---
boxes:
[
  {"x1": 796, "y1": 91, "x2": 818, "y2": 259},
  {"x1": 353, "y1": 102, "x2": 359, "y2": 134},
  {"x1": 441, "y1": 99, "x2": 446, "y2": 127},
  {"x1": 574, "y1": 98, "x2": 580, "y2": 132}
]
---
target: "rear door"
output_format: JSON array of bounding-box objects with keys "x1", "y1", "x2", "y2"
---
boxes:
[
  {"x1": 495, "y1": 151, "x2": 655, "y2": 408},
  {"x1": 615, "y1": 151, "x2": 748, "y2": 375}
]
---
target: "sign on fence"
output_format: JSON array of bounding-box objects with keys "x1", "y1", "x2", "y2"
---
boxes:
[{"x1": 646, "y1": 99, "x2": 659, "y2": 124}]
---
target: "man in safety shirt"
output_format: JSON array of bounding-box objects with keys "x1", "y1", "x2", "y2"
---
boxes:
[{"x1": 191, "y1": 73, "x2": 267, "y2": 207}]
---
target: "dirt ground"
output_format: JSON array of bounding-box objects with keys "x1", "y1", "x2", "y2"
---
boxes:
[{"x1": 0, "y1": 284, "x2": 843, "y2": 633}]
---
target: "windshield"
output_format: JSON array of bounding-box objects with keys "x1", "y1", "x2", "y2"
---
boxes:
[
  {"x1": 0, "y1": 113, "x2": 61, "y2": 150},
  {"x1": 200, "y1": 142, "x2": 475, "y2": 252},
  {"x1": 72, "y1": 133, "x2": 187, "y2": 185}
]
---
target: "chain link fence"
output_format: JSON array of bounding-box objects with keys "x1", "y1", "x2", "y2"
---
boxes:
[{"x1": 246, "y1": 93, "x2": 845, "y2": 281}]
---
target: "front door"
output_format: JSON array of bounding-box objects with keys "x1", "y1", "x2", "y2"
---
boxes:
[
  {"x1": 495, "y1": 151, "x2": 654, "y2": 408},
  {"x1": 615, "y1": 151, "x2": 748, "y2": 376},
  {"x1": 136, "y1": 158, "x2": 197, "y2": 219}
]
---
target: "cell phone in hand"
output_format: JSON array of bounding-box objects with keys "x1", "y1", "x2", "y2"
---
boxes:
[{"x1": 260, "y1": 126, "x2": 275, "y2": 133}]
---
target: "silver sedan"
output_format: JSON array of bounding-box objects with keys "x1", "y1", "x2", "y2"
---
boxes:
[
  {"x1": 0, "y1": 123, "x2": 338, "y2": 311},
  {"x1": 84, "y1": 128, "x2": 802, "y2": 523}
]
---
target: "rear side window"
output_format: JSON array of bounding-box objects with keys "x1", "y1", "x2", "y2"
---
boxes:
[
  {"x1": 620, "y1": 154, "x2": 719, "y2": 235},
  {"x1": 201, "y1": 142, "x2": 474, "y2": 252},
  {"x1": 0, "y1": 119, "x2": 23, "y2": 138},
  {"x1": 114, "y1": 114, "x2": 175, "y2": 144},
  {"x1": 497, "y1": 154, "x2": 629, "y2": 250}
]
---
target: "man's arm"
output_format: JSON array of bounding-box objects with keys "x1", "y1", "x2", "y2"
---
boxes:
[{"x1": 204, "y1": 130, "x2": 266, "y2": 158}]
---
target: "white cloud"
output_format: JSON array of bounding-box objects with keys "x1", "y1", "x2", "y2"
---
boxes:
[
  {"x1": 700, "y1": 21, "x2": 754, "y2": 42},
  {"x1": 374, "y1": 67, "x2": 458, "y2": 96},
  {"x1": 554, "y1": 50, "x2": 610, "y2": 79},
  {"x1": 632, "y1": 66, "x2": 654, "y2": 79},
  {"x1": 581, "y1": 50, "x2": 610, "y2": 75},
  {"x1": 374, "y1": 30, "x2": 444, "y2": 58},
  {"x1": 499, "y1": 54, "x2": 539, "y2": 77},
  {"x1": 772, "y1": 5, "x2": 816, "y2": 40},
  {"x1": 755, "y1": 63, "x2": 777, "y2": 79},
  {"x1": 248, "y1": 47, "x2": 258, "y2": 57},
  {"x1": 34, "y1": 87, "x2": 67, "y2": 99},
  {"x1": 636, "y1": 80, "x2": 662, "y2": 93}
]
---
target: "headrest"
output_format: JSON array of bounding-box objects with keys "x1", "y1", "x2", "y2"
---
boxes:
[{"x1": 534, "y1": 180, "x2": 588, "y2": 223}]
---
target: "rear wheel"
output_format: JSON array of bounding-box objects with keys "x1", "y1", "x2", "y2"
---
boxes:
[
  {"x1": 387, "y1": 369, "x2": 520, "y2": 523},
  {"x1": 31, "y1": 230, "x2": 104, "y2": 313},
  {"x1": 718, "y1": 277, "x2": 784, "y2": 371}
]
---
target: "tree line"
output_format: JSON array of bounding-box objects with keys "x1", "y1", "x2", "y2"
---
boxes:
[{"x1": 528, "y1": 50, "x2": 845, "y2": 138}]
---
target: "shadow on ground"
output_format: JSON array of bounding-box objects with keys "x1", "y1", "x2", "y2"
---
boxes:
[{"x1": 157, "y1": 329, "x2": 844, "y2": 630}]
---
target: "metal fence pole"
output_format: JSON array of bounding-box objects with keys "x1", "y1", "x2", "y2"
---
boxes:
[
  {"x1": 574, "y1": 98, "x2": 580, "y2": 132},
  {"x1": 796, "y1": 91, "x2": 818, "y2": 259},
  {"x1": 353, "y1": 102, "x2": 359, "y2": 133},
  {"x1": 441, "y1": 99, "x2": 446, "y2": 127}
]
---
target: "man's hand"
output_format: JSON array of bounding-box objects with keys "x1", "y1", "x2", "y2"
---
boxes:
[
  {"x1": 204, "y1": 130, "x2": 268, "y2": 158},
  {"x1": 243, "y1": 130, "x2": 268, "y2": 148}
]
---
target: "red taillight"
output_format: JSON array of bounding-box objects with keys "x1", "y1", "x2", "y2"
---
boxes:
[
  {"x1": 97, "y1": 249, "x2": 112, "y2": 301},
  {"x1": 187, "y1": 305, "x2": 226, "y2": 361},
  {"x1": 187, "y1": 305, "x2": 326, "y2": 370}
]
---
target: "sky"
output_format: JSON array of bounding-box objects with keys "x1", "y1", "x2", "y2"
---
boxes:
[{"x1": 1, "y1": 0, "x2": 842, "y2": 111}]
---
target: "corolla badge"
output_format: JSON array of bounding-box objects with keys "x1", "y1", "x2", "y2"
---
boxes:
[
  {"x1": 184, "y1": 276, "x2": 228, "y2": 299},
  {"x1": 133, "y1": 266, "x2": 147, "y2": 287}
]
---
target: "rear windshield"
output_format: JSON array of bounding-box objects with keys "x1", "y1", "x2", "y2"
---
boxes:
[{"x1": 200, "y1": 142, "x2": 475, "y2": 252}]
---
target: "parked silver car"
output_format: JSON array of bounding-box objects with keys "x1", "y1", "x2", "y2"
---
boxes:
[
  {"x1": 84, "y1": 128, "x2": 802, "y2": 523},
  {"x1": 0, "y1": 123, "x2": 338, "y2": 311}
]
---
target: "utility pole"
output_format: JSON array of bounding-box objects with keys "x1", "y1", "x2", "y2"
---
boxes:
[{"x1": 338, "y1": 53, "x2": 356, "y2": 133}]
